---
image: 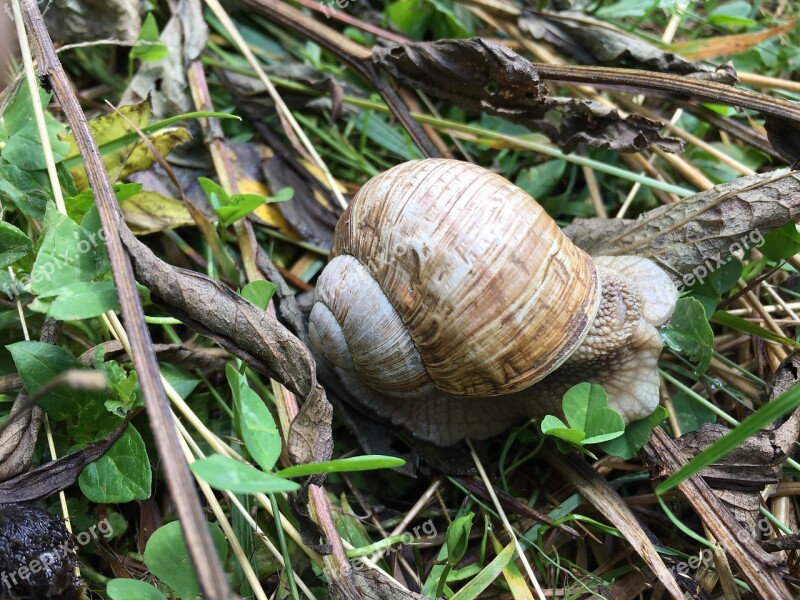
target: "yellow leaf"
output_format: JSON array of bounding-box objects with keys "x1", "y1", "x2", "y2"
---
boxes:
[
  {"x1": 64, "y1": 100, "x2": 152, "y2": 160},
  {"x1": 489, "y1": 532, "x2": 535, "y2": 600},
  {"x1": 121, "y1": 191, "x2": 193, "y2": 235}
]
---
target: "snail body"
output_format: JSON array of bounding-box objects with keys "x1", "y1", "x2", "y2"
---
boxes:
[{"x1": 310, "y1": 159, "x2": 677, "y2": 445}]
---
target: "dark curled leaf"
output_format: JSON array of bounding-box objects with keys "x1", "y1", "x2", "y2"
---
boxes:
[
  {"x1": 373, "y1": 38, "x2": 683, "y2": 154},
  {"x1": 0, "y1": 421, "x2": 127, "y2": 503},
  {"x1": 519, "y1": 10, "x2": 738, "y2": 83}
]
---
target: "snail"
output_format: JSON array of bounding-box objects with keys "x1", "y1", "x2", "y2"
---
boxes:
[{"x1": 309, "y1": 159, "x2": 678, "y2": 445}]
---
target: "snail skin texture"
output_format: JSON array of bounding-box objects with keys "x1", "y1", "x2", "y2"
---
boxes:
[{"x1": 309, "y1": 159, "x2": 678, "y2": 445}]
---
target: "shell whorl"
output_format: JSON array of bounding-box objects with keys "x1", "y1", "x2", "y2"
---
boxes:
[
  {"x1": 310, "y1": 158, "x2": 601, "y2": 398},
  {"x1": 309, "y1": 255, "x2": 436, "y2": 398}
]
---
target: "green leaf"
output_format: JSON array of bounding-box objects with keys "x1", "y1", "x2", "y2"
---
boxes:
[
  {"x1": 241, "y1": 280, "x2": 277, "y2": 310},
  {"x1": 160, "y1": 363, "x2": 200, "y2": 399},
  {"x1": 7, "y1": 341, "x2": 92, "y2": 419},
  {"x1": 143, "y1": 521, "x2": 228, "y2": 600},
  {"x1": 191, "y1": 454, "x2": 300, "y2": 494},
  {"x1": 79, "y1": 425, "x2": 152, "y2": 502},
  {"x1": 449, "y1": 541, "x2": 516, "y2": 600},
  {"x1": 268, "y1": 187, "x2": 295, "y2": 203},
  {"x1": 661, "y1": 297, "x2": 714, "y2": 375},
  {"x1": 30, "y1": 204, "x2": 101, "y2": 294},
  {"x1": 107, "y1": 579, "x2": 167, "y2": 600},
  {"x1": 670, "y1": 393, "x2": 717, "y2": 434},
  {"x1": 130, "y1": 13, "x2": 169, "y2": 63},
  {"x1": 539, "y1": 415, "x2": 586, "y2": 445},
  {"x1": 0, "y1": 84, "x2": 69, "y2": 170},
  {"x1": 709, "y1": 1, "x2": 757, "y2": 30},
  {"x1": 595, "y1": 0, "x2": 657, "y2": 18},
  {"x1": 39, "y1": 280, "x2": 120, "y2": 320},
  {"x1": 599, "y1": 407, "x2": 669, "y2": 459},
  {"x1": 276, "y1": 455, "x2": 406, "y2": 478},
  {"x1": 353, "y1": 112, "x2": 423, "y2": 160},
  {"x1": 515, "y1": 160, "x2": 566, "y2": 200},
  {"x1": 98, "y1": 359, "x2": 140, "y2": 416},
  {"x1": 228, "y1": 366, "x2": 281, "y2": 472},
  {"x1": 66, "y1": 182, "x2": 142, "y2": 222},
  {"x1": 215, "y1": 195, "x2": 265, "y2": 227},
  {"x1": 759, "y1": 223, "x2": 800, "y2": 261},
  {"x1": 0, "y1": 163, "x2": 52, "y2": 219},
  {"x1": 198, "y1": 177, "x2": 229, "y2": 209},
  {"x1": 562, "y1": 383, "x2": 625, "y2": 444},
  {"x1": 200, "y1": 177, "x2": 267, "y2": 226},
  {"x1": 684, "y1": 258, "x2": 742, "y2": 318},
  {"x1": 445, "y1": 513, "x2": 474, "y2": 565},
  {"x1": 0, "y1": 222, "x2": 32, "y2": 269}
]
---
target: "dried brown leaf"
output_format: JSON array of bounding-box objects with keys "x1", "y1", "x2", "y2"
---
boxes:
[
  {"x1": 564, "y1": 169, "x2": 800, "y2": 284},
  {"x1": 373, "y1": 38, "x2": 683, "y2": 154},
  {"x1": 262, "y1": 152, "x2": 339, "y2": 250},
  {"x1": 646, "y1": 428, "x2": 791, "y2": 598},
  {"x1": 288, "y1": 384, "x2": 333, "y2": 465},
  {"x1": 329, "y1": 568, "x2": 427, "y2": 600},
  {"x1": 0, "y1": 397, "x2": 43, "y2": 482},
  {"x1": 668, "y1": 20, "x2": 796, "y2": 61},
  {"x1": 519, "y1": 10, "x2": 738, "y2": 82},
  {"x1": 119, "y1": 228, "x2": 334, "y2": 464}
]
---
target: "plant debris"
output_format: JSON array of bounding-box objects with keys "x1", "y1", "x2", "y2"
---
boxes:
[{"x1": 374, "y1": 38, "x2": 684, "y2": 154}]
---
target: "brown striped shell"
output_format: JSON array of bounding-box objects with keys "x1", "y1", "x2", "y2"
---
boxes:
[{"x1": 309, "y1": 159, "x2": 602, "y2": 399}]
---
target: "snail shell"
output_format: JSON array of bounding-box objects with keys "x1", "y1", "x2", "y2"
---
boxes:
[
  {"x1": 309, "y1": 159, "x2": 677, "y2": 444},
  {"x1": 310, "y1": 159, "x2": 600, "y2": 398}
]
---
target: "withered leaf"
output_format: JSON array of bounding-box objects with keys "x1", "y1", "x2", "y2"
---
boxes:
[
  {"x1": 764, "y1": 115, "x2": 800, "y2": 167},
  {"x1": 564, "y1": 169, "x2": 800, "y2": 284},
  {"x1": 373, "y1": 38, "x2": 683, "y2": 154},
  {"x1": 288, "y1": 384, "x2": 333, "y2": 466},
  {"x1": 519, "y1": 10, "x2": 738, "y2": 83},
  {"x1": 0, "y1": 396, "x2": 43, "y2": 482},
  {"x1": 120, "y1": 227, "x2": 316, "y2": 396},
  {"x1": 654, "y1": 352, "x2": 800, "y2": 532},
  {"x1": 0, "y1": 422, "x2": 126, "y2": 504},
  {"x1": 645, "y1": 429, "x2": 790, "y2": 597},
  {"x1": 121, "y1": 190, "x2": 194, "y2": 235},
  {"x1": 119, "y1": 227, "x2": 334, "y2": 464},
  {"x1": 79, "y1": 341, "x2": 228, "y2": 374}
]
